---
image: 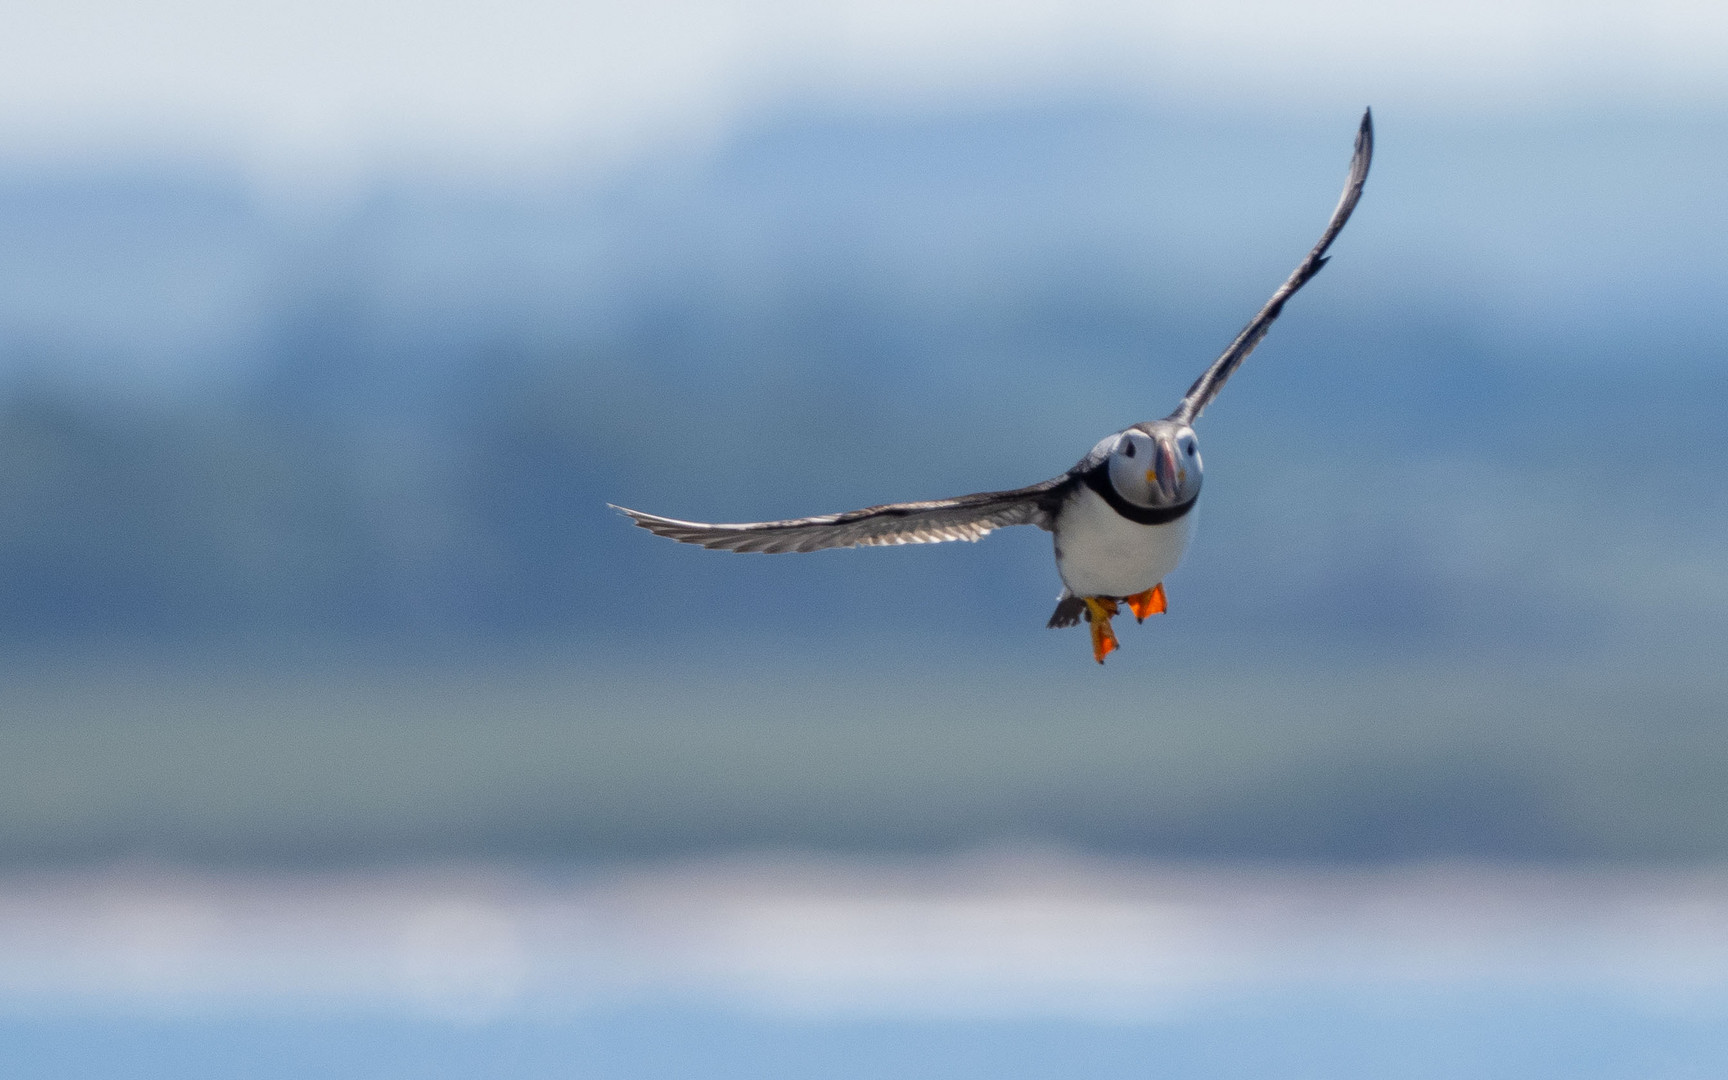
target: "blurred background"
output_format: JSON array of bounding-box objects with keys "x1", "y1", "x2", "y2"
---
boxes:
[{"x1": 3, "y1": 0, "x2": 1728, "y2": 1076}]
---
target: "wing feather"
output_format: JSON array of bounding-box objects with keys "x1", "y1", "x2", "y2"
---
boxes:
[
  {"x1": 612, "y1": 476, "x2": 1072, "y2": 554},
  {"x1": 1168, "y1": 108, "x2": 1373, "y2": 425}
]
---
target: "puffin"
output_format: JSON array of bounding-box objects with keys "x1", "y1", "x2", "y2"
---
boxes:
[{"x1": 615, "y1": 110, "x2": 1373, "y2": 663}]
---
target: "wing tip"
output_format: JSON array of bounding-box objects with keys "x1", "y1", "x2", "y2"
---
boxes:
[
  {"x1": 1353, "y1": 108, "x2": 1374, "y2": 177},
  {"x1": 609, "y1": 503, "x2": 659, "y2": 527},
  {"x1": 609, "y1": 502, "x2": 706, "y2": 542}
]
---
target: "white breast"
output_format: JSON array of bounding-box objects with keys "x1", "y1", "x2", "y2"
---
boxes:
[{"x1": 1052, "y1": 485, "x2": 1196, "y2": 599}]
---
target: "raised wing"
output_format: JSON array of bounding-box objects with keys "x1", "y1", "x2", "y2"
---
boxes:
[
  {"x1": 612, "y1": 476, "x2": 1073, "y2": 554},
  {"x1": 1167, "y1": 108, "x2": 1374, "y2": 426}
]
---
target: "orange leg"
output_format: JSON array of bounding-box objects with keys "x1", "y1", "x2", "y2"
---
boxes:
[
  {"x1": 1126, "y1": 582, "x2": 1167, "y2": 622},
  {"x1": 1083, "y1": 597, "x2": 1120, "y2": 664}
]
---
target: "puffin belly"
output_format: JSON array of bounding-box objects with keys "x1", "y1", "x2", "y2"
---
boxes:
[{"x1": 1053, "y1": 485, "x2": 1195, "y2": 598}]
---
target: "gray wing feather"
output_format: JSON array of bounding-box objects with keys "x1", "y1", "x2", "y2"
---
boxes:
[
  {"x1": 1168, "y1": 108, "x2": 1373, "y2": 425},
  {"x1": 612, "y1": 477, "x2": 1071, "y2": 554}
]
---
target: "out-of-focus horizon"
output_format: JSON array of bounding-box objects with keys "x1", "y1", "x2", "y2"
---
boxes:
[{"x1": 2, "y1": 0, "x2": 1727, "y2": 869}]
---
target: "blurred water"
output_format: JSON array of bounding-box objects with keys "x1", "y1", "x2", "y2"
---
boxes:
[
  {"x1": 3, "y1": 854, "x2": 1728, "y2": 1078},
  {"x1": 12, "y1": 998, "x2": 1728, "y2": 1080}
]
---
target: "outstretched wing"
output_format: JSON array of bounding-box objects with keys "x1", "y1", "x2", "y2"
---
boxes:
[
  {"x1": 612, "y1": 476, "x2": 1073, "y2": 554},
  {"x1": 1167, "y1": 108, "x2": 1374, "y2": 426}
]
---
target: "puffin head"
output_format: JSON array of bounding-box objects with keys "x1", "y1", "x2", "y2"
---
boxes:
[{"x1": 1107, "y1": 422, "x2": 1201, "y2": 508}]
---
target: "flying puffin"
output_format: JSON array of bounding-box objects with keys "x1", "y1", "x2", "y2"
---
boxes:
[{"x1": 615, "y1": 110, "x2": 1373, "y2": 663}]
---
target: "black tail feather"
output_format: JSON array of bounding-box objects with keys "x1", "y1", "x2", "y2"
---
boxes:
[{"x1": 1047, "y1": 594, "x2": 1086, "y2": 629}]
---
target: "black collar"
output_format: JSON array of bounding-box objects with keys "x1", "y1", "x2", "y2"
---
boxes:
[{"x1": 1080, "y1": 465, "x2": 1198, "y2": 525}]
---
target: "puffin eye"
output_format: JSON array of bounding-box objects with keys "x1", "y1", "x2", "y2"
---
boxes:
[
  {"x1": 1184, "y1": 443, "x2": 1196, "y2": 457},
  {"x1": 1122, "y1": 441, "x2": 1136, "y2": 458}
]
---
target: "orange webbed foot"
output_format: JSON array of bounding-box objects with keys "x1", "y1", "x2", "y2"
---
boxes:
[
  {"x1": 1083, "y1": 597, "x2": 1120, "y2": 664},
  {"x1": 1126, "y1": 583, "x2": 1167, "y2": 622}
]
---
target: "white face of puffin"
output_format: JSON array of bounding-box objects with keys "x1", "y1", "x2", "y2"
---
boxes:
[{"x1": 1106, "y1": 423, "x2": 1202, "y2": 508}]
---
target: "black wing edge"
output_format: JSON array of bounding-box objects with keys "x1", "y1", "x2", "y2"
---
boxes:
[{"x1": 1167, "y1": 108, "x2": 1373, "y2": 426}]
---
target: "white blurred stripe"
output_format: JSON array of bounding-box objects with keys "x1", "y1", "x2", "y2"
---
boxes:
[
  {"x1": 0, "y1": 1, "x2": 1727, "y2": 176},
  {"x1": 2, "y1": 853, "x2": 1728, "y2": 1019}
]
